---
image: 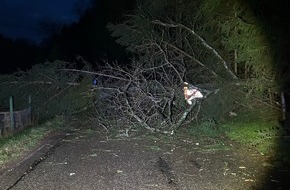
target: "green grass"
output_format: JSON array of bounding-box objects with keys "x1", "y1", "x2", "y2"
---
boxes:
[
  {"x1": 222, "y1": 120, "x2": 280, "y2": 155},
  {"x1": 222, "y1": 120, "x2": 290, "y2": 166},
  {"x1": 188, "y1": 119, "x2": 222, "y2": 138},
  {"x1": 0, "y1": 116, "x2": 65, "y2": 168},
  {"x1": 186, "y1": 118, "x2": 287, "y2": 161}
]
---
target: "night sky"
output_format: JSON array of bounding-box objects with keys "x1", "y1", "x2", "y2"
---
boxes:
[
  {"x1": 0, "y1": 0, "x2": 91, "y2": 43},
  {"x1": 0, "y1": 0, "x2": 289, "y2": 75},
  {"x1": 0, "y1": 0, "x2": 134, "y2": 74}
]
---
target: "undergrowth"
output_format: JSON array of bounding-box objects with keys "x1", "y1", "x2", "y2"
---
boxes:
[
  {"x1": 185, "y1": 116, "x2": 290, "y2": 165},
  {"x1": 222, "y1": 121, "x2": 279, "y2": 154},
  {"x1": 222, "y1": 119, "x2": 290, "y2": 165},
  {"x1": 189, "y1": 119, "x2": 222, "y2": 138},
  {"x1": 0, "y1": 61, "x2": 93, "y2": 122}
]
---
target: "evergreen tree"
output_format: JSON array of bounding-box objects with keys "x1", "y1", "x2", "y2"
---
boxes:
[
  {"x1": 108, "y1": 0, "x2": 280, "y2": 122},
  {"x1": 198, "y1": 0, "x2": 279, "y2": 119}
]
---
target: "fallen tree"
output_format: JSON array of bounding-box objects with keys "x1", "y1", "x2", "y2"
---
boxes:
[{"x1": 65, "y1": 60, "x2": 219, "y2": 135}]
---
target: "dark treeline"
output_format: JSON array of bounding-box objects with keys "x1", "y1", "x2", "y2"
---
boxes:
[
  {"x1": 0, "y1": 0, "x2": 136, "y2": 74},
  {"x1": 0, "y1": 35, "x2": 42, "y2": 74}
]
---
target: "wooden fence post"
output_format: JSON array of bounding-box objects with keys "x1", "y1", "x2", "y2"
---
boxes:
[
  {"x1": 9, "y1": 96, "x2": 15, "y2": 129},
  {"x1": 28, "y1": 95, "x2": 32, "y2": 125}
]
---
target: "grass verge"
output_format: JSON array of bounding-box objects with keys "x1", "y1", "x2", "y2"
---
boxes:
[
  {"x1": 222, "y1": 120, "x2": 290, "y2": 165},
  {"x1": 222, "y1": 121, "x2": 279, "y2": 155},
  {"x1": 0, "y1": 116, "x2": 65, "y2": 168}
]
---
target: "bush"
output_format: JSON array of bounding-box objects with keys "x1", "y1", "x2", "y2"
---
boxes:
[{"x1": 0, "y1": 61, "x2": 93, "y2": 123}]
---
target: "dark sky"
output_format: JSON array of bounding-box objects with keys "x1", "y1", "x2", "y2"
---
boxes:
[{"x1": 0, "y1": 0, "x2": 91, "y2": 43}]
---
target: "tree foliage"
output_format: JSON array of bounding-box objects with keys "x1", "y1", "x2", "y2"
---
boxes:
[
  {"x1": 108, "y1": 0, "x2": 281, "y2": 122},
  {"x1": 0, "y1": 61, "x2": 93, "y2": 122}
]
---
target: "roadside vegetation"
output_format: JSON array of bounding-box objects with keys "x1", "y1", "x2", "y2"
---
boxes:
[
  {"x1": 223, "y1": 119, "x2": 290, "y2": 165},
  {"x1": 0, "y1": 116, "x2": 65, "y2": 168}
]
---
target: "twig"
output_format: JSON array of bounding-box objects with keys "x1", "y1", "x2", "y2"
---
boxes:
[
  {"x1": 163, "y1": 41, "x2": 218, "y2": 77},
  {"x1": 60, "y1": 68, "x2": 133, "y2": 82},
  {"x1": 152, "y1": 20, "x2": 238, "y2": 80}
]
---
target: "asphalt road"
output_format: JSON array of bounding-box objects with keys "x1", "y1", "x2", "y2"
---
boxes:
[
  {"x1": 1, "y1": 129, "x2": 289, "y2": 190},
  {"x1": 1, "y1": 130, "x2": 176, "y2": 190}
]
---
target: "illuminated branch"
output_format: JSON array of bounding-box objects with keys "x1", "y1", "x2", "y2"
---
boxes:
[{"x1": 152, "y1": 20, "x2": 238, "y2": 80}]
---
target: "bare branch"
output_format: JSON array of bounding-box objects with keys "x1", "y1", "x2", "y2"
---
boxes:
[
  {"x1": 162, "y1": 42, "x2": 218, "y2": 77},
  {"x1": 152, "y1": 20, "x2": 238, "y2": 80},
  {"x1": 89, "y1": 59, "x2": 219, "y2": 135},
  {"x1": 152, "y1": 42, "x2": 184, "y2": 82},
  {"x1": 60, "y1": 68, "x2": 133, "y2": 82}
]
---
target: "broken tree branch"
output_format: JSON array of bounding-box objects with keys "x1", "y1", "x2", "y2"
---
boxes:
[{"x1": 152, "y1": 20, "x2": 238, "y2": 80}]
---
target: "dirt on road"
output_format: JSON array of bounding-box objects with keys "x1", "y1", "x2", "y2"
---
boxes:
[{"x1": 0, "y1": 128, "x2": 289, "y2": 190}]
